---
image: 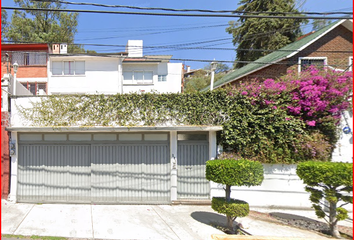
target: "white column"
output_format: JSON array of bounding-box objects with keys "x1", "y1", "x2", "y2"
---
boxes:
[
  {"x1": 209, "y1": 131, "x2": 218, "y2": 199},
  {"x1": 8, "y1": 131, "x2": 18, "y2": 202},
  {"x1": 209, "y1": 131, "x2": 217, "y2": 160},
  {"x1": 118, "y1": 59, "x2": 123, "y2": 94},
  {"x1": 170, "y1": 131, "x2": 178, "y2": 201}
]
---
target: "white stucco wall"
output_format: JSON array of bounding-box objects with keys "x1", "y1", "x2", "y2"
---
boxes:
[
  {"x1": 48, "y1": 56, "x2": 182, "y2": 95},
  {"x1": 122, "y1": 62, "x2": 182, "y2": 94},
  {"x1": 332, "y1": 110, "x2": 353, "y2": 163},
  {"x1": 210, "y1": 164, "x2": 313, "y2": 209},
  {"x1": 48, "y1": 56, "x2": 122, "y2": 95}
]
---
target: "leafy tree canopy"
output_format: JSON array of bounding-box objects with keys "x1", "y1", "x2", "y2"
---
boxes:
[
  {"x1": 4, "y1": 0, "x2": 93, "y2": 53},
  {"x1": 184, "y1": 63, "x2": 230, "y2": 93},
  {"x1": 226, "y1": 0, "x2": 307, "y2": 68}
]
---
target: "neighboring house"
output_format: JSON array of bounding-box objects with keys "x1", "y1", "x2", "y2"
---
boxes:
[
  {"x1": 1, "y1": 43, "x2": 51, "y2": 96},
  {"x1": 48, "y1": 40, "x2": 183, "y2": 94},
  {"x1": 209, "y1": 19, "x2": 352, "y2": 89},
  {"x1": 1, "y1": 44, "x2": 46, "y2": 198},
  {"x1": 206, "y1": 19, "x2": 353, "y2": 163}
]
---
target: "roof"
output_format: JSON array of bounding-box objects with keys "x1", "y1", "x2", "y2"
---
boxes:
[
  {"x1": 6, "y1": 126, "x2": 223, "y2": 132},
  {"x1": 2, "y1": 43, "x2": 51, "y2": 52},
  {"x1": 123, "y1": 55, "x2": 172, "y2": 63},
  {"x1": 204, "y1": 19, "x2": 352, "y2": 91}
]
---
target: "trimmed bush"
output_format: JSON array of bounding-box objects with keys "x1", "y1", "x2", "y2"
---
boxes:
[
  {"x1": 297, "y1": 161, "x2": 353, "y2": 238},
  {"x1": 206, "y1": 158, "x2": 264, "y2": 231},
  {"x1": 206, "y1": 159, "x2": 264, "y2": 187},
  {"x1": 212, "y1": 197, "x2": 249, "y2": 219}
]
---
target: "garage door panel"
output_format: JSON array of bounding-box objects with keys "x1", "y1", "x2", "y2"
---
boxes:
[
  {"x1": 18, "y1": 145, "x2": 91, "y2": 203},
  {"x1": 177, "y1": 142, "x2": 209, "y2": 199},
  {"x1": 18, "y1": 136, "x2": 170, "y2": 204}
]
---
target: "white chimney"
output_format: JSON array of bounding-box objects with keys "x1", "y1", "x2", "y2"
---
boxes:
[
  {"x1": 60, "y1": 43, "x2": 67, "y2": 54},
  {"x1": 126, "y1": 40, "x2": 143, "y2": 57}
]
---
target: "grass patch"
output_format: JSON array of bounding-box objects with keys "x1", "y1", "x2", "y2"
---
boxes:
[{"x1": 2, "y1": 235, "x2": 67, "y2": 240}]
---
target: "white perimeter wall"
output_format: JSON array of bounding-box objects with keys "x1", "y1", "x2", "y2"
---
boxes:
[
  {"x1": 48, "y1": 57, "x2": 121, "y2": 95},
  {"x1": 332, "y1": 110, "x2": 353, "y2": 163},
  {"x1": 210, "y1": 163, "x2": 352, "y2": 210}
]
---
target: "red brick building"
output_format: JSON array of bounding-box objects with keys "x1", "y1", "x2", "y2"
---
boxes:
[
  {"x1": 210, "y1": 19, "x2": 352, "y2": 89},
  {"x1": 1, "y1": 43, "x2": 50, "y2": 198}
]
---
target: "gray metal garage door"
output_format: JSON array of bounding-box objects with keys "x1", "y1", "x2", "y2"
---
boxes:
[
  {"x1": 17, "y1": 133, "x2": 170, "y2": 204},
  {"x1": 177, "y1": 133, "x2": 210, "y2": 199}
]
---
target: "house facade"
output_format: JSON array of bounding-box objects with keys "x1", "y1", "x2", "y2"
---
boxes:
[
  {"x1": 48, "y1": 40, "x2": 183, "y2": 94},
  {"x1": 4, "y1": 41, "x2": 219, "y2": 205},
  {"x1": 1, "y1": 44, "x2": 49, "y2": 198},
  {"x1": 210, "y1": 19, "x2": 352, "y2": 87}
]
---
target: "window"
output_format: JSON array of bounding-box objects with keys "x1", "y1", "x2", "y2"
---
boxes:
[
  {"x1": 52, "y1": 61, "x2": 85, "y2": 76},
  {"x1": 123, "y1": 71, "x2": 153, "y2": 84},
  {"x1": 11, "y1": 52, "x2": 47, "y2": 66},
  {"x1": 158, "y1": 75, "x2": 167, "y2": 82},
  {"x1": 21, "y1": 82, "x2": 47, "y2": 95},
  {"x1": 298, "y1": 57, "x2": 326, "y2": 72}
]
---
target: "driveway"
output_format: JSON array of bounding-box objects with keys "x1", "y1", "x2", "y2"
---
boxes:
[{"x1": 2, "y1": 200, "x2": 332, "y2": 239}]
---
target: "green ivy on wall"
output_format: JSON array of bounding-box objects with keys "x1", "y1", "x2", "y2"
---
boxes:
[{"x1": 18, "y1": 90, "x2": 331, "y2": 163}]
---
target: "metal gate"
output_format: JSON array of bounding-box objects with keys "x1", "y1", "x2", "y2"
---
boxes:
[
  {"x1": 17, "y1": 134, "x2": 170, "y2": 204},
  {"x1": 91, "y1": 143, "x2": 170, "y2": 203},
  {"x1": 177, "y1": 141, "x2": 209, "y2": 199}
]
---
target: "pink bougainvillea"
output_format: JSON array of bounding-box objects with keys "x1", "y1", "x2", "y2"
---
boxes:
[{"x1": 235, "y1": 66, "x2": 352, "y2": 127}]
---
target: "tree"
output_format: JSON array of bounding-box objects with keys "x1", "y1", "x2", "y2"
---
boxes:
[
  {"x1": 204, "y1": 62, "x2": 230, "y2": 74},
  {"x1": 2, "y1": 9, "x2": 8, "y2": 42},
  {"x1": 226, "y1": 0, "x2": 307, "y2": 68},
  {"x1": 312, "y1": 19, "x2": 332, "y2": 31},
  {"x1": 297, "y1": 161, "x2": 352, "y2": 238},
  {"x1": 5, "y1": 0, "x2": 85, "y2": 53},
  {"x1": 206, "y1": 158, "x2": 264, "y2": 232},
  {"x1": 184, "y1": 63, "x2": 230, "y2": 92}
]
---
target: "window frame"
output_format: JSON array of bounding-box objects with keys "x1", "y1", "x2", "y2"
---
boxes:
[
  {"x1": 122, "y1": 70, "x2": 154, "y2": 85},
  {"x1": 158, "y1": 75, "x2": 167, "y2": 82},
  {"x1": 51, "y1": 60, "x2": 85, "y2": 76},
  {"x1": 298, "y1": 57, "x2": 327, "y2": 73}
]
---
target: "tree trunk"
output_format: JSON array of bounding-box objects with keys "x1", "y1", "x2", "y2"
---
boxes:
[
  {"x1": 329, "y1": 201, "x2": 341, "y2": 238},
  {"x1": 225, "y1": 185, "x2": 233, "y2": 230},
  {"x1": 225, "y1": 185, "x2": 231, "y2": 202}
]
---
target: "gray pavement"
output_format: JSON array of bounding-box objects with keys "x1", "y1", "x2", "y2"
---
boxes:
[{"x1": 1, "y1": 199, "x2": 350, "y2": 240}]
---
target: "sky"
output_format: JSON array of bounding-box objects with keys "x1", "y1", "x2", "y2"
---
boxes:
[{"x1": 2, "y1": 0, "x2": 353, "y2": 69}]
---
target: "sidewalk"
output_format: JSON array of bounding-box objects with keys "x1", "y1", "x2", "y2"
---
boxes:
[{"x1": 1, "y1": 200, "x2": 348, "y2": 240}]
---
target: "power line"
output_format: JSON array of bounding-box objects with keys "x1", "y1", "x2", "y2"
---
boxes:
[
  {"x1": 3, "y1": 7, "x2": 352, "y2": 19},
  {"x1": 31, "y1": 0, "x2": 353, "y2": 16},
  {"x1": 3, "y1": 40, "x2": 352, "y2": 53}
]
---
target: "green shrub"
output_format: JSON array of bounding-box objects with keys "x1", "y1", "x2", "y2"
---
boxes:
[
  {"x1": 212, "y1": 197, "x2": 249, "y2": 219},
  {"x1": 206, "y1": 158, "x2": 264, "y2": 231},
  {"x1": 206, "y1": 159, "x2": 264, "y2": 187},
  {"x1": 297, "y1": 161, "x2": 353, "y2": 238}
]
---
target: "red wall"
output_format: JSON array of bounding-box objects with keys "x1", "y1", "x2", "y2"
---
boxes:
[{"x1": 1, "y1": 112, "x2": 10, "y2": 199}]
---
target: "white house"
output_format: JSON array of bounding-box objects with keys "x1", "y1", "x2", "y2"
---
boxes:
[{"x1": 48, "y1": 40, "x2": 183, "y2": 94}]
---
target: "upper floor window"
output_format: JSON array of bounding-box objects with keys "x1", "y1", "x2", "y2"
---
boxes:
[
  {"x1": 52, "y1": 61, "x2": 85, "y2": 76},
  {"x1": 8, "y1": 52, "x2": 47, "y2": 66},
  {"x1": 123, "y1": 71, "x2": 153, "y2": 84},
  {"x1": 158, "y1": 75, "x2": 167, "y2": 82},
  {"x1": 298, "y1": 57, "x2": 327, "y2": 72}
]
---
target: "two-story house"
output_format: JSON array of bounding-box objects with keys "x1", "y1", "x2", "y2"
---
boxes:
[{"x1": 48, "y1": 40, "x2": 183, "y2": 94}]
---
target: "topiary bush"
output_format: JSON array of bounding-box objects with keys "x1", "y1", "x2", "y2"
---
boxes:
[
  {"x1": 206, "y1": 158, "x2": 264, "y2": 231},
  {"x1": 212, "y1": 197, "x2": 249, "y2": 219},
  {"x1": 296, "y1": 161, "x2": 353, "y2": 238}
]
